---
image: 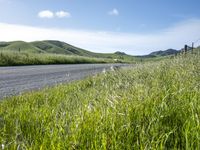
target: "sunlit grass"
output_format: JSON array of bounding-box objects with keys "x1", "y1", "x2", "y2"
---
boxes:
[
  {"x1": 0, "y1": 53, "x2": 199, "y2": 149},
  {"x1": 0, "y1": 51, "x2": 116, "y2": 66}
]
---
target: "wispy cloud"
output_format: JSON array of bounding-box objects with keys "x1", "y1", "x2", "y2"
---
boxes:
[
  {"x1": 108, "y1": 8, "x2": 119, "y2": 16},
  {"x1": 38, "y1": 10, "x2": 71, "y2": 19},
  {"x1": 38, "y1": 10, "x2": 54, "y2": 19},
  {"x1": 55, "y1": 11, "x2": 71, "y2": 18},
  {"x1": 0, "y1": 19, "x2": 200, "y2": 55}
]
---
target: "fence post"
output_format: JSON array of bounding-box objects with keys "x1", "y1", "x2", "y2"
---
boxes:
[
  {"x1": 184, "y1": 45, "x2": 188, "y2": 56},
  {"x1": 192, "y1": 42, "x2": 194, "y2": 54}
]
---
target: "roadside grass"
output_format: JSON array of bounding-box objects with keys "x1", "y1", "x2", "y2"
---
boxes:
[
  {"x1": 0, "y1": 51, "x2": 122, "y2": 66},
  {"x1": 0, "y1": 53, "x2": 200, "y2": 149}
]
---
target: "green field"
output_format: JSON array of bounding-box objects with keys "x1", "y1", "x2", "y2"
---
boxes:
[
  {"x1": 0, "y1": 52, "x2": 199, "y2": 149},
  {"x1": 0, "y1": 51, "x2": 117, "y2": 66},
  {"x1": 0, "y1": 50, "x2": 167, "y2": 66}
]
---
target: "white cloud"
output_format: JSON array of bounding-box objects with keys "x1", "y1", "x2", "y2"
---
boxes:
[
  {"x1": 38, "y1": 10, "x2": 71, "y2": 19},
  {"x1": 38, "y1": 10, "x2": 54, "y2": 19},
  {"x1": 55, "y1": 11, "x2": 71, "y2": 18},
  {"x1": 108, "y1": 8, "x2": 119, "y2": 16},
  {"x1": 0, "y1": 19, "x2": 200, "y2": 55}
]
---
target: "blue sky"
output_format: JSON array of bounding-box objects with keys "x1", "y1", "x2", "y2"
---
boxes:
[{"x1": 0, "y1": 0, "x2": 200, "y2": 55}]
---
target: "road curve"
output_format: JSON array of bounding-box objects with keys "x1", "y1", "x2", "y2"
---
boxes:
[{"x1": 0, "y1": 64, "x2": 126, "y2": 99}]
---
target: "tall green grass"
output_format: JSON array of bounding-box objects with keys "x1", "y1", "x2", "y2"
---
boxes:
[
  {"x1": 0, "y1": 53, "x2": 199, "y2": 149},
  {"x1": 0, "y1": 51, "x2": 117, "y2": 66}
]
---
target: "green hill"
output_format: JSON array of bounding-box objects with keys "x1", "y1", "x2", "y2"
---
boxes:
[
  {"x1": 0, "y1": 40, "x2": 135, "y2": 61},
  {"x1": 1, "y1": 40, "x2": 188, "y2": 65},
  {"x1": 0, "y1": 40, "x2": 141, "y2": 66},
  {"x1": 31, "y1": 41, "x2": 74, "y2": 55},
  {"x1": 0, "y1": 41, "x2": 44, "y2": 53}
]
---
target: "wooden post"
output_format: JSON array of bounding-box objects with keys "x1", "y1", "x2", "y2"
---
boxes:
[
  {"x1": 192, "y1": 42, "x2": 194, "y2": 54},
  {"x1": 184, "y1": 45, "x2": 188, "y2": 55},
  {"x1": 184, "y1": 45, "x2": 187, "y2": 52}
]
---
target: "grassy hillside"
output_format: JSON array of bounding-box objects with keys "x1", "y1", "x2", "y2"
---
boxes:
[
  {"x1": 0, "y1": 40, "x2": 139, "y2": 65},
  {"x1": 0, "y1": 52, "x2": 199, "y2": 149},
  {"x1": 0, "y1": 41, "x2": 44, "y2": 53},
  {"x1": 0, "y1": 40, "x2": 91, "y2": 55},
  {"x1": 0, "y1": 40, "x2": 136, "y2": 61},
  {"x1": 31, "y1": 41, "x2": 74, "y2": 55}
]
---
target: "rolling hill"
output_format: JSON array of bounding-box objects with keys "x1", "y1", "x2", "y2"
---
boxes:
[
  {"x1": 0, "y1": 40, "x2": 138, "y2": 61},
  {"x1": 1, "y1": 40, "x2": 196, "y2": 62},
  {"x1": 0, "y1": 40, "x2": 95, "y2": 55}
]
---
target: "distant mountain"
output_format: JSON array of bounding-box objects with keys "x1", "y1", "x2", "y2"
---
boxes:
[{"x1": 149, "y1": 49, "x2": 179, "y2": 56}]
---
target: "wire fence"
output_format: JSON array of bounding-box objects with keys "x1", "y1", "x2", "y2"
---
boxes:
[{"x1": 182, "y1": 38, "x2": 200, "y2": 55}]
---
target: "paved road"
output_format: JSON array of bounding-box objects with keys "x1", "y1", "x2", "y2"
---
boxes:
[{"x1": 0, "y1": 64, "x2": 126, "y2": 99}]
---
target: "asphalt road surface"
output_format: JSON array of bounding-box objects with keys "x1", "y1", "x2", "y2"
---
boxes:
[{"x1": 0, "y1": 64, "x2": 126, "y2": 99}]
